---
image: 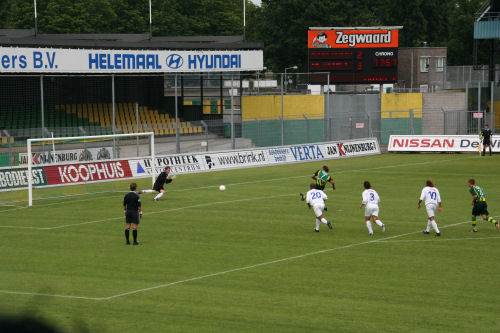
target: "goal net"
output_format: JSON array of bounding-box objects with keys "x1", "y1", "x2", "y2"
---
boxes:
[{"x1": 20, "y1": 132, "x2": 155, "y2": 207}]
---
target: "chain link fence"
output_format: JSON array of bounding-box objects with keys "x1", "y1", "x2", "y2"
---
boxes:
[{"x1": 0, "y1": 72, "x2": 498, "y2": 166}]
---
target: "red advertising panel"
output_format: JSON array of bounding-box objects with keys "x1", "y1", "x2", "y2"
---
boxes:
[
  {"x1": 308, "y1": 29, "x2": 399, "y2": 49},
  {"x1": 44, "y1": 160, "x2": 133, "y2": 185},
  {"x1": 308, "y1": 27, "x2": 401, "y2": 84}
]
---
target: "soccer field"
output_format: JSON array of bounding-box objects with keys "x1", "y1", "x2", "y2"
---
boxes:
[{"x1": 1, "y1": 153, "x2": 499, "y2": 332}]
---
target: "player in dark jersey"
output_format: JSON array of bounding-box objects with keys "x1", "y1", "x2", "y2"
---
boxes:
[
  {"x1": 139, "y1": 166, "x2": 175, "y2": 201},
  {"x1": 480, "y1": 124, "x2": 493, "y2": 156},
  {"x1": 312, "y1": 165, "x2": 335, "y2": 191},
  {"x1": 468, "y1": 178, "x2": 498, "y2": 232},
  {"x1": 123, "y1": 182, "x2": 142, "y2": 245},
  {"x1": 300, "y1": 165, "x2": 335, "y2": 202}
]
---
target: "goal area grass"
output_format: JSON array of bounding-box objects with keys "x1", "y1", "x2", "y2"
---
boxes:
[{"x1": 1, "y1": 153, "x2": 499, "y2": 332}]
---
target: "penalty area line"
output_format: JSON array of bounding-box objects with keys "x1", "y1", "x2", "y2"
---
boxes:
[
  {"x1": 377, "y1": 236, "x2": 500, "y2": 243},
  {"x1": 0, "y1": 193, "x2": 296, "y2": 230}
]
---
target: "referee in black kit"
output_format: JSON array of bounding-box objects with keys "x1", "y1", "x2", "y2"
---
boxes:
[
  {"x1": 481, "y1": 124, "x2": 493, "y2": 156},
  {"x1": 123, "y1": 183, "x2": 142, "y2": 245}
]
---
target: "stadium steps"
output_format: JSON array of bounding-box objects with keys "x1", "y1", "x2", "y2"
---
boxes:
[{"x1": 0, "y1": 103, "x2": 203, "y2": 141}]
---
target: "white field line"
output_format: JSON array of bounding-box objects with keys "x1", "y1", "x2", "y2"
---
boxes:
[
  {"x1": 0, "y1": 216, "x2": 483, "y2": 301},
  {"x1": 0, "y1": 155, "x2": 474, "y2": 229},
  {"x1": 0, "y1": 194, "x2": 296, "y2": 230},
  {"x1": 377, "y1": 236, "x2": 500, "y2": 243},
  {"x1": 0, "y1": 192, "x2": 124, "y2": 213},
  {"x1": 0, "y1": 290, "x2": 102, "y2": 301}
]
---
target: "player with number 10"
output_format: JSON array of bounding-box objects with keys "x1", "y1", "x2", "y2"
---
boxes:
[{"x1": 418, "y1": 179, "x2": 442, "y2": 236}]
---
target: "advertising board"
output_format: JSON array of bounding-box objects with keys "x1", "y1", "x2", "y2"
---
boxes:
[
  {"x1": 0, "y1": 138, "x2": 380, "y2": 191},
  {"x1": 388, "y1": 135, "x2": 499, "y2": 152},
  {"x1": 18, "y1": 147, "x2": 113, "y2": 166},
  {"x1": 0, "y1": 47, "x2": 264, "y2": 73},
  {"x1": 308, "y1": 27, "x2": 401, "y2": 84}
]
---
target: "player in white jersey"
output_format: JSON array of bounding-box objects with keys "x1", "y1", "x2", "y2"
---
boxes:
[
  {"x1": 359, "y1": 181, "x2": 386, "y2": 235},
  {"x1": 305, "y1": 184, "x2": 333, "y2": 232},
  {"x1": 418, "y1": 179, "x2": 442, "y2": 236}
]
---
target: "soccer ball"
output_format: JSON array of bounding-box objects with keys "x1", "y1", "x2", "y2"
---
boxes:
[{"x1": 219, "y1": 185, "x2": 226, "y2": 191}]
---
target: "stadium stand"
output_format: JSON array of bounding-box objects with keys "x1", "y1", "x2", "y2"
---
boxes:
[{"x1": 0, "y1": 102, "x2": 202, "y2": 140}]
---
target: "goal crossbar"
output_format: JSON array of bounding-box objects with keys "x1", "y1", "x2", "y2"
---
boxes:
[{"x1": 27, "y1": 132, "x2": 155, "y2": 207}]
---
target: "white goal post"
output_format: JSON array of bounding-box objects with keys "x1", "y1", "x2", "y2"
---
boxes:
[{"x1": 27, "y1": 132, "x2": 155, "y2": 207}]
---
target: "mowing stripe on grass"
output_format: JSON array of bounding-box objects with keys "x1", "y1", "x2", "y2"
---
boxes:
[
  {"x1": 0, "y1": 216, "x2": 485, "y2": 301},
  {"x1": 0, "y1": 193, "x2": 296, "y2": 230},
  {"x1": 0, "y1": 155, "x2": 475, "y2": 230}
]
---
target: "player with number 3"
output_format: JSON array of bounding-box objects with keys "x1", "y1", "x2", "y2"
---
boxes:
[
  {"x1": 418, "y1": 179, "x2": 442, "y2": 236},
  {"x1": 360, "y1": 181, "x2": 385, "y2": 235}
]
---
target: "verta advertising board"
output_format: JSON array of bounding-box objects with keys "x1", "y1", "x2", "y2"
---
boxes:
[
  {"x1": 130, "y1": 138, "x2": 381, "y2": 177},
  {"x1": 388, "y1": 135, "x2": 499, "y2": 152},
  {"x1": 0, "y1": 138, "x2": 380, "y2": 191}
]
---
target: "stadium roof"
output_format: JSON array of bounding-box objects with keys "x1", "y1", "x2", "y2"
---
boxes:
[{"x1": 0, "y1": 29, "x2": 263, "y2": 50}]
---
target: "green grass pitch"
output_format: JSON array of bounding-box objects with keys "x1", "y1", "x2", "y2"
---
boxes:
[{"x1": 1, "y1": 153, "x2": 499, "y2": 332}]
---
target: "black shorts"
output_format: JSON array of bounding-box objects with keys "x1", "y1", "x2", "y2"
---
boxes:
[
  {"x1": 472, "y1": 201, "x2": 488, "y2": 216},
  {"x1": 483, "y1": 139, "x2": 491, "y2": 146},
  {"x1": 315, "y1": 185, "x2": 325, "y2": 191},
  {"x1": 153, "y1": 184, "x2": 164, "y2": 192},
  {"x1": 125, "y1": 211, "x2": 140, "y2": 224}
]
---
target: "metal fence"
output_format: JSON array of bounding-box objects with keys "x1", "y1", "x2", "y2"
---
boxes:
[{"x1": 0, "y1": 71, "x2": 499, "y2": 167}]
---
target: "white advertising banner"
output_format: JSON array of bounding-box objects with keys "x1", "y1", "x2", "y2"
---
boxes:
[
  {"x1": 0, "y1": 47, "x2": 264, "y2": 73},
  {"x1": 19, "y1": 147, "x2": 113, "y2": 166},
  {"x1": 129, "y1": 138, "x2": 381, "y2": 177},
  {"x1": 388, "y1": 135, "x2": 499, "y2": 152}
]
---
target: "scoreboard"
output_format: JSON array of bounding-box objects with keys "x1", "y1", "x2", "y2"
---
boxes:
[{"x1": 308, "y1": 27, "x2": 402, "y2": 84}]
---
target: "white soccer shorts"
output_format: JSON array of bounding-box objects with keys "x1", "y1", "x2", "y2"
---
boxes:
[
  {"x1": 312, "y1": 203, "x2": 325, "y2": 217},
  {"x1": 364, "y1": 204, "x2": 379, "y2": 217},
  {"x1": 425, "y1": 203, "x2": 437, "y2": 218}
]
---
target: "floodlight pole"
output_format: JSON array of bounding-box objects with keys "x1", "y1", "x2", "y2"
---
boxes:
[
  {"x1": 149, "y1": 0, "x2": 153, "y2": 40},
  {"x1": 34, "y1": 0, "x2": 38, "y2": 37},
  {"x1": 243, "y1": 0, "x2": 246, "y2": 40}
]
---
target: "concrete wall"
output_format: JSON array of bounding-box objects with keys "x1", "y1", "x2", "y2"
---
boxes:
[
  {"x1": 241, "y1": 95, "x2": 324, "y2": 121},
  {"x1": 422, "y1": 91, "x2": 466, "y2": 134},
  {"x1": 380, "y1": 93, "x2": 423, "y2": 144}
]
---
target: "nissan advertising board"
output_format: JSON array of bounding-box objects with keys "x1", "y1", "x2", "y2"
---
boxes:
[{"x1": 388, "y1": 135, "x2": 499, "y2": 152}]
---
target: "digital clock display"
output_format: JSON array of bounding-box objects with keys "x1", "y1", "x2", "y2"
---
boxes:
[
  {"x1": 373, "y1": 58, "x2": 397, "y2": 67},
  {"x1": 308, "y1": 47, "x2": 398, "y2": 84}
]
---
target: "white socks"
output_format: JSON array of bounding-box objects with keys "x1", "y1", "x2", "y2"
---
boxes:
[
  {"x1": 431, "y1": 220, "x2": 440, "y2": 233},
  {"x1": 320, "y1": 218, "x2": 328, "y2": 224},
  {"x1": 154, "y1": 192, "x2": 164, "y2": 200},
  {"x1": 426, "y1": 220, "x2": 432, "y2": 232},
  {"x1": 315, "y1": 219, "x2": 320, "y2": 231},
  {"x1": 366, "y1": 221, "x2": 374, "y2": 234},
  {"x1": 142, "y1": 190, "x2": 153, "y2": 193},
  {"x1": 375, "y1": 219, "x2": 383, "y2": 227},
  {"x1": 426, "y1": 220, "x2": 440, "y2": 233}
]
